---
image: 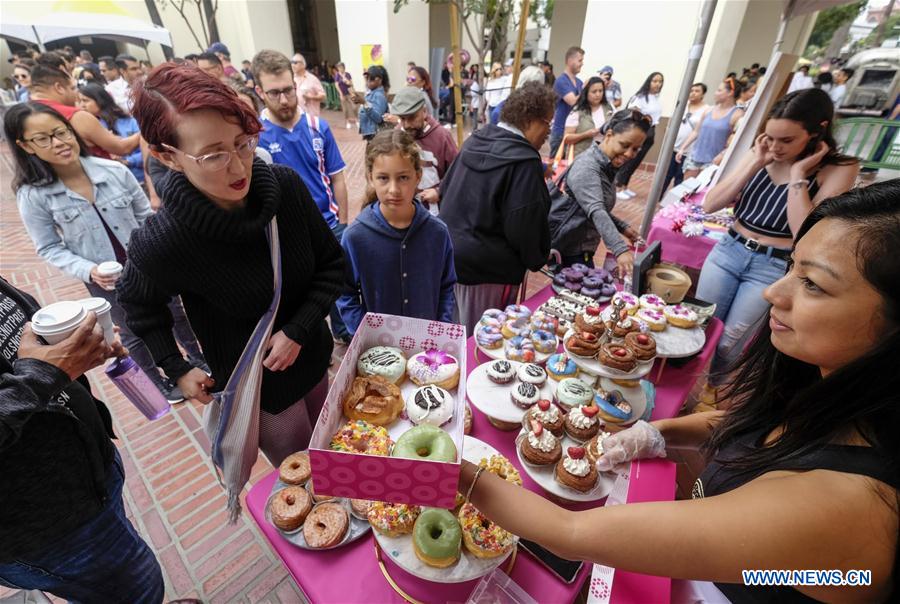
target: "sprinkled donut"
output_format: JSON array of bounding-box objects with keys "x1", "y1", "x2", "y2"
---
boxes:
[
  {"x1": 459, "y1": 503, "x2": 514, "y2": 559},
  {"x1": 329, "y1": 420, "x2": 393, "y2": 456}
]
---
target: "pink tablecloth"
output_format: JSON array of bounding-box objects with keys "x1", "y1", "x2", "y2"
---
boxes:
[
  {"x1": 647, "y1": 217, "x2": 720, "y2": 272},
  {"x1": 247, "y1": 285, "x2": 723, "y2": 603}
]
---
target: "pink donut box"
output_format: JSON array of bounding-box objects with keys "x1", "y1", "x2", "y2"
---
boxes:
[{"x1": 308, "y1": 313, "x2": 468, "y2": 509}]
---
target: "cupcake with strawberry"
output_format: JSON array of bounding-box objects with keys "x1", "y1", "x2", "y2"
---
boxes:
[
  {"x1": 525, "y1": 399, "x2": 565, "y2": 437},
  {"x1": 563, "y1": 401, "x2": 602, "y2": 441},
  {"x1": 554, "y1": 446, "x2": 598, "y2": 493}
]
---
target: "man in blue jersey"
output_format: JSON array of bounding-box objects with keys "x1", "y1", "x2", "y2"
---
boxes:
[{"x1": 252, "y1": 49, "x2": 352, "y2": 343}]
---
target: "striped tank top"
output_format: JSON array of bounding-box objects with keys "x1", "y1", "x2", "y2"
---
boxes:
[{"x1": 734, "y1": 168, "x2": 820, "y2": 238}]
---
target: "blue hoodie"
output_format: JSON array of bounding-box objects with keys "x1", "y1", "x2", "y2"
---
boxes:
[{"x1": 337, "y1": 200, "x2": 457, "y2": 334}]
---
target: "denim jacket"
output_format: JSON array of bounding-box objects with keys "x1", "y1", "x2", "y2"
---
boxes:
[
  {"x1": 358, "y1": 86, "x2": 388, "y2": 136},
  {"x1": 16, "y1": 156, "x2": 152, "y2": 283}
]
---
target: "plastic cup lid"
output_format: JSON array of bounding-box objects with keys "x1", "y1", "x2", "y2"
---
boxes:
[
  {"x1": 97, "y1": 261, "x2": 123, "y2": 274},
  {"x1": 79, "y1": 297, "x2": 111, "y2": 314},
  {"x1": 31, "y1": 301, "x2": 87, "y2": 333}
]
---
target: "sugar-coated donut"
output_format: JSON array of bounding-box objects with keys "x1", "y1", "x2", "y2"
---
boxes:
[
  {"x1": 459, "y1": 503, "x2": 514, "y2": 559},
  {"x1": 357, "y1": 346, "x2": 406, "y2": 384},
  {"x1": 392, "y1": 424, "x2": 458, "y2": 462},
  {"x1": 407, "y1": 349, "x2": 460, "y2": 390},
  {"x1": 342, "y1": 375, "x2": 403, "y2": 426},
  {"x1": 506, "y1": 335, "x2": 535, "y2": 362},
  {"x1": 367, "y1": 501, "x2": 420, "y2": 537},
  {"x1": 350, "y1": 498, "x2": 374, "y2": 519},
  {"x1": 413, "y1": 508, "x2": 462, "y2": 568},
  {"x1": 303, "y1": 502, "x2": 349, "y2": 548},
  {"x1": 330, "y1": 420, "x2": 393, "y2": 455},
  {"x1": 405, "y1": 385, "x2": 454, "y2": 426},
  {"x1": 279, "y1": 451, "x2": 311, "y2": 485},
  {"x1": 269, "y1": 486, "x2": 312, "y2": 531}
]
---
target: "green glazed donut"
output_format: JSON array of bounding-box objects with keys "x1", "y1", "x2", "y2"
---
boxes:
[
  {"x1": 392, "y1": 424, "x2": 458, "y2": 462},
  {"x1": 413, "y1": 508, "x2": 462, "y2": 567}
]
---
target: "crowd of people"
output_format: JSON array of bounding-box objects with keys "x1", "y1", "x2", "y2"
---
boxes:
[{"x1": 1, "y1": 36, "x2": 897, "y2": 604}]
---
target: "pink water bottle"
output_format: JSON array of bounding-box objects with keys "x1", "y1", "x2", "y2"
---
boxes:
[{"x1": 105, "y1": 356, "x2": 171, "y2": 420}]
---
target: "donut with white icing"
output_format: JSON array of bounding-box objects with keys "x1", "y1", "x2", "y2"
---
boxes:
[
  {"x1": 357, "y1": 346, "x2": 406, "y2": 384},
  {"x1": 407, "y1": 349, "x2": 460, "y2": 390},
  {"x1": 405, "y1": 385, "x2": 454, "y2": 426}
]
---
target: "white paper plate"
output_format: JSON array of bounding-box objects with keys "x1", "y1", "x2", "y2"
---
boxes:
[
  {"x1": 466, "y1": 361, "x2": 556, "y2": 423},
  {"x1": 514, "y1": 432, "x2": 615, "y2": 502},
  {"x1": 562, "y1": 330, "x2": 653, "y2": 380},
  {"x1": 476, "y1": 337, "x2": 557, "y2": 365},
  {"x1": 600, "y1": 307, "x2": 706, "y2": 359},
  {"x1": 372, "y1": 436, "x2": 516, "y2": 583}
]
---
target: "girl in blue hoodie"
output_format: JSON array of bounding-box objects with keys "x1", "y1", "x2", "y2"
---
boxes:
[{"x1": 337, "y1": 129, "x2": 457, "y2": 334}]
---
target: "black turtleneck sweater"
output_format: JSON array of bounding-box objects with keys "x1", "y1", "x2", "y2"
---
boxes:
[{"x1": 117, "y1": 159, "x2": 343, "y2": 414}]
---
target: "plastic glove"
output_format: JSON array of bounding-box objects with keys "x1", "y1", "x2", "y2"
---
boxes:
[{"x1": 595, "y1": 420, "x2": 666, "y2": 472}]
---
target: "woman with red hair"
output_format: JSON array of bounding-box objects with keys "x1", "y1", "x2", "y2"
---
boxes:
[{"x1": 117, "y1": 63, "x2": 343, "y2": 515}]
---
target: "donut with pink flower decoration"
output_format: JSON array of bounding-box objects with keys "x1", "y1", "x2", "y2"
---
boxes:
[{"x1": 407, "y1": 349, "x2": 461, "y2": 390}]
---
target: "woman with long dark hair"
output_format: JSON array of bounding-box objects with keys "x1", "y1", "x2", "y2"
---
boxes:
[
  {"x1": 76, "y1": 83, "x2": 143, "y2": 183},
  {"x1": 563, "y1": 75, "x2": 614, "y2": 156},
  {"x1": 696, "y1": 88, "x2": 858, "y2": 404},
  {"x1": 117, "y1": 64, "x2": 343, "y2": 518},
  {"x1": 615, "y1": 71, "x2": 664, "y2": 199},
  {"x1": 455, "y1": 181, "x2": 900, "y2": 602},
  {"x1": 4, "y1": 102, "x2": 201, "y2": 403}
]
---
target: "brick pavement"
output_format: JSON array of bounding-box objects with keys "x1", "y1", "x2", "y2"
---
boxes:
[{"x1": 0, "y1": 108, "x2": 653, "y2": 603}]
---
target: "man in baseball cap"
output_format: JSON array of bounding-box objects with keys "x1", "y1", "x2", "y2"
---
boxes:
[
  {"x1": 207, "y1": 41, "x2": 241, "y2": 80},
  {"x1": 389, "y1": 87, "x2": 458, "y2": 214},
  {"x1": 598, "y1": 65, "x2": 622, "y2": 108}
]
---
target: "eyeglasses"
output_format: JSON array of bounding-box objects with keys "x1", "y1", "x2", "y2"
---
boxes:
[
  {"x1": 261, "y1": 85, "x2": 297, "y2": 101},
  {"x1": 22, "y1": 127, "x2": 74, "y2": 148},
  {"x1": 162, "y1": 136, "x2": 258, "y2": 172}
]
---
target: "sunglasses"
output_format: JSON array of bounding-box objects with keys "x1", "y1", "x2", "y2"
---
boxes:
[{"x1": 406, "y1": 76, "x2": 418, "y2": 83}]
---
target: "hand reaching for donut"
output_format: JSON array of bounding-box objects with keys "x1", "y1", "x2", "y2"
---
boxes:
[{"x1": 595, "y1": 420, "x2": 666, "y2": 472}]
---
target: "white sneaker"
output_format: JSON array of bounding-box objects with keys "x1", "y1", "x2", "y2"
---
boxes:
[
  {"x1": 616, "y1": 190, "x2": 631, "y2": 201},
  {"x1": 625, "y1": 189, "x2": 637, "y2": 198}
]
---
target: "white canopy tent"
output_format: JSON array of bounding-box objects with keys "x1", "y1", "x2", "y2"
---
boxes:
[
  {"x1": 31, "y1": 12, "x2": 172, "y2": 48},
  {"x1": 0, "y1": 13, "x2": 42, "y2": 48}
]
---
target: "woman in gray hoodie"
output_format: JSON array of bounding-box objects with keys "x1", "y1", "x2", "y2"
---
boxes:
[{"x1": 548, "y1": 110, "x2": 651, "y2": 278}]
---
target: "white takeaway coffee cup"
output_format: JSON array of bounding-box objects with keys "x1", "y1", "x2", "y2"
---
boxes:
[
  {"x1": 96, "y1": 261, "x2": 123, "y2": 291},
  {"x1": 79, "y1": 297, "x2": 115, "y2": 345},
  {"x1": 31, "y1": 301, "x2": 88, "y2": 345}
]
